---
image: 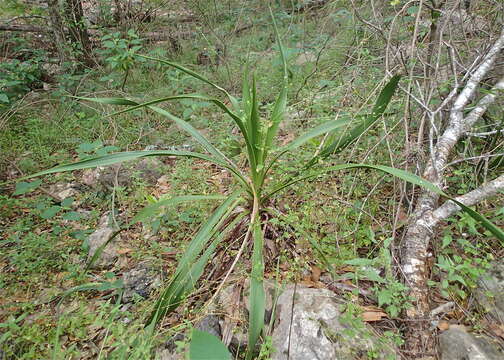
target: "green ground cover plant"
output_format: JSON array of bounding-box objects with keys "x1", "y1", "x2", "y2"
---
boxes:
[{"x1": 18, "y1": 10, "x2": 504, "y2": 359}]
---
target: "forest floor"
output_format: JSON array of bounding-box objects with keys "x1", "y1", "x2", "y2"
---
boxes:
[{"x1": 1, "y1": 1, "x2": 503, "y2": 359}]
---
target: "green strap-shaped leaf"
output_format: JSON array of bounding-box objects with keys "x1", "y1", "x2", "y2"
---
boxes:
[
  {"x1": 99, "y1": 94, "x2": 248, "y2": 145},
  {"x1": 174, "y1": 192, "x2": 242, "y2": 278},
  {"x1": 241, "y1": 70, "x2": 259, "y2": 174},
  {"x1": 262, "y1": 6, "x2": 289, "y2": 165},
  {"x1": 23, "y1": 150, "x2": 248, "y2": 188},
  {"x1": 263, "y1": 116, "x2": 353, "y2": 179},
  {"x1": 262, "y1": 85, "x2": 287, "y2": 164},
  {"x1": 137, "y1": 54, "x2": 241, "y2": 112},
  {"x1": 249, "y1": 76, "x2": 262, "y2": 174},
  {"x1": 76, "y1": 94, "x2": 254, "y2": 191},
  {"x1": 76, "y1": 96, "x2": 235, "y2": 165},
  {"x1": 190, "y1": 330, "x2": 231, "y2": 360},
  {"x1": 312, "y1": 75, "x2": 401, "y2": 165},
  {"x1": 247, "y1": 215, "x2": 265, "y2": 360},
  {"x1": 282, "y1": 116, "x2": 354, "y2": 151},
  {"x1": 147, "y1": 192, "x2": 243, "y2": 326},
  {"x1": 264, "y1": 164, "x2": 504, "y2": 242}
]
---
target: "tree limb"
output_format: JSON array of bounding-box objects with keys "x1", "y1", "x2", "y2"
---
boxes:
[
  {"x1": 0, "y1": 24, "x2": 48, "y2": 32},
  {"x1": 401, "y1": 25, "x2": 504, "y2": 355},
  {"x1": 431, "y1": 174, "x2": 504, "y2": 224}
]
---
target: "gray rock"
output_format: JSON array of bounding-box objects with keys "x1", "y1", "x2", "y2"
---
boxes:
[
  {"x1": 41, "y1": 62, "x2": 62, "y2": 78},
  {"x1": 81, "y1": 167, "x2": 102, "y2": 188},
  {"x1": 272, "y1": 286, "x2": 395, "y2": 360},
  {"x1": 213, "y1": 280, "x2": 279, "y2": 349},
  {"x1": 439, "y1": 329, "x2": 503, "y2": 360},
  {"x1": 475, "y1": 262, "x2": 504, "y2": 324},
  {"x1": 97, "y1": 163, "x2": 133, "y2": 189},
  {"x1": 48, "y1": 182, "x2": 79, "y2": 201},
  {"x1": 122, "y1": 262, "x2": 162, "y2": 302},
  {"x1": 133, "y1": 157, "x2": 164, "y2": 185},
  {"x1": 80, "y1": 158, "x2": 165, "y2": 190},
  {"x1": 155, "y1": 348, "x2": 185, "y2": 360},
  {"x1": 295, "y1": 52, "x2": 317, "y2": 66},
  {"x1": 158, "y1": 333, "x2": 187, "y2": 359},
  {"x1": 196, "y1": 315, "x2": 221, "y2": 338},
  {"x1": 86, "y1": 213, "x2": 120, "y2": 269}
]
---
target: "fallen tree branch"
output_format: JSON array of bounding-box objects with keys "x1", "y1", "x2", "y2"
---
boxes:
[
  {"x1": 0, "y1": 23, "x2": 48, "y2": 32},
  {"x1": 6, "y1": 15, "x2": 47, "y2": 24},
  {"x1": 0, "y1": 23, "x2": 193, "y2": 41},
  {"x1": 401, "y1": 25, "x2": 504, "y2": 355},
  {"x1": 431, "y1": 174, "x2": 504, "y2": 224}
]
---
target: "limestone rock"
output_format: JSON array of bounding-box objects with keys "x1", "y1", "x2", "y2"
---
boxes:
[
  {"x1": 48, "y1": 182, "x2": 79, "y2": 201},
  {"x1": 475, "y1": 262, "x2": 504, "y2": 324},
  {"x1": 122, "y1": 262, "x2": 162, "y2": 302},
  {"x1": 86, "y1": 212, "x2": 120, "y2": 269},
  {"x1": 195, "y1": 315, "x2": 221, "y2": 339},
  {"x1": 272, "y1": 286, "x2": 395, "y2": 360},
  {"x1": 155, "y1": 348, "x2": 185, "y2": 360},
  {"x1": 439, "y1": 329, "x2": 503, "y2": 360},
  {"x1": 133, "y1": 157, "x2": 164, "y2": 185},
  {"x1": 80, "y1": 157, "x2": 165, "y2": 190},
  {"x1": 295, "y1": 52, "x2": 317, "y2": 66}
]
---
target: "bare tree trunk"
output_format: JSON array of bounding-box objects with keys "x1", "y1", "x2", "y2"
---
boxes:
[
  {"x1": 63, "y1": 0, "x2": 94, "y2": 67},
  {"x1": 46, "y1": 0, "x2": 70, "y2": 64},
  {"x1": 401, "y1": 26, "x2": 504, "y2": 356}
]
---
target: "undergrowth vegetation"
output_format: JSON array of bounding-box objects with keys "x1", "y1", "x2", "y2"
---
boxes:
[{"x1": 1, "y1": 1, "x2": 503, "y2": 359}]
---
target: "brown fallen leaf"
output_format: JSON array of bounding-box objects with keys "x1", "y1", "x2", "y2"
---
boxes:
[
  {"x1": 486, "y1": 321, "x2": 504, "y2": 339},
  {"x1": 311, "y1": 265, "x2": 322, "y2": 282},
  {"x1": 279, "y1": 263, "x2": 289, "y2": 271},
  {"x1": 117, "y1": 248, "x2": 132, "y2": 255},
  {"x1": 362, "y1": 311, "x2": 388, "y2": 322},
  {"x1": 449, "y1": 324, "x2": 466, "y2": 332},
  {"x1": 437, "y1": 320, "x2": 450, "y2": 331},
  {"x1": 299, "y1": 280, "x2": 325, "y2": 288}
]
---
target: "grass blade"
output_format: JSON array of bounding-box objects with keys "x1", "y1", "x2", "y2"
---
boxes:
[
  {"x1": 24, "y1": 150, "x2": 248, "y2": 188},
  {"x1": 137, "y1": 54, "x2": 240, "y2": 111},
  {"x1": 247, "y1": 215, "x2": 265, "y2": 360},
  {"x1": 264, "y1": 163, "x2": 504, "y2": 241}
]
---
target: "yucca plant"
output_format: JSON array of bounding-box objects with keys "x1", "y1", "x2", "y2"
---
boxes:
[{"x1": 23, "y1": 11, "x2": 504, "y2": 359}]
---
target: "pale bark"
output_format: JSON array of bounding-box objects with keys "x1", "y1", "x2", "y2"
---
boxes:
[
  {"x1": 401, "y1": 25, "x2": 504, "y2": 355},
  {"x1": 431, "y1": 174, "x2": 504, "y2": 223}
]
